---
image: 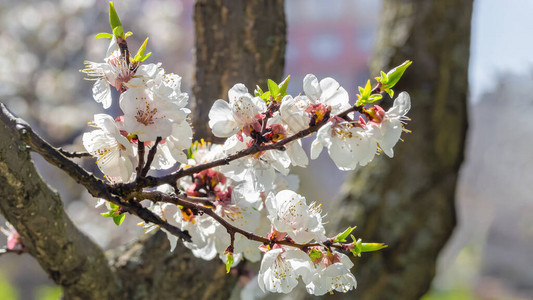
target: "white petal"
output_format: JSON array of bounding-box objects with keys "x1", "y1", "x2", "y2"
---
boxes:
[
  {"x1": 208, "y1": 100, "x2": 239, "y2": 137},
  {"x1": 92, "y1": 78, "x2": 112, "y2": 109},
  {"x1": 303, "y1": 74, "x2": 321, "y2": 102},
  {"x1": 387, "y1": 92, "x2": 411, "y2": 116}
]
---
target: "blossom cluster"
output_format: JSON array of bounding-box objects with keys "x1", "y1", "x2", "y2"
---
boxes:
[{"x1": 77, "y1": 2, "x2": 412, "y2": 297}]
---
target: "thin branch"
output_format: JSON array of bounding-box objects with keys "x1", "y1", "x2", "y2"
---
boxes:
[
  {"x1": 141, "y1": 136, "x2": 162, "y2": 177},
  {"x1": 58, "y1": 148, "x2": 92, "y2": 158},
  {"x1": 138, "y1": 191, "x2": 345, "y2": 251},
  {"x1": 136, "y1": 140, "x2": 145, "y2": 180},
  {"x1": 0, "y1": 103, "x2": 192, "y2": 242}
]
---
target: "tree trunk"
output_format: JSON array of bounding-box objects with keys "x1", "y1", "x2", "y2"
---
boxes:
[
  {"x1": 0, "y1": 107, "x2": 120, "y2": 300},
  {"x1": 332, "y1": 1, "x2": 472, "y2": 299},
  {"x1": 192, "y1": 0, "x2": 287, "y2": 141}
]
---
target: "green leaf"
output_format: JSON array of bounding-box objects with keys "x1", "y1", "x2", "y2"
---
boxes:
[
  {"x1": 260, "y1": 91, "x2": 271, "y2": 102},
  {"x1": 113, "y1": 213, "x2": 125, "y2": 226},
  {"x1": 108, "y1": 2, "x2": 122, "y2": 31},
  {"x1": 95, "y1": 32, "x2": 113, "y2": 40},
  {"x1": 109, "y1": 202, "x2": 119, "y2": 211},
  {"x1": 278, "y1": 75, "x2": 290, "y2": 96},
  {"x1": 101, "y1": 211, "x2": 114, "y2": 217},
  {"x1": 309, "y1": 249, "x2": 323, "y2": 262},
  {"x1": 380, "y1": 71, "x2": 388, "y2": 83},
  {"x1": 134, "y1": 38, "x2": 151, "y2": 62},
  {"x1": 267, "y1": 79, "x2": 279, "y2": 96},
  {"x1": 335, "y1": 226, "x2": 356, "y2": 243},
  {"x1": 385, "y1": 88, "x2": 394, "y2": 98},
  {"x1": 112, "y1": 25, "x2": 124, "y2": 39},
  {"x1": 362, "y1": 80, "x2": 372, "y2": 98},
  {"x1": 124, "y1": 31, "x2": 133, "y2": 38},
  {"x1": 225, "y1": 253, "x2": 234, "y2": 273},
  {"x1": 360, "y1": 243, "x2": 388, "y2": 252},
  {"x1": 386, "y1": 60, "x2": 412, "y2": 88},
  {"x1": 367, "y1": 94, "x2": 383, "y2": 103}
]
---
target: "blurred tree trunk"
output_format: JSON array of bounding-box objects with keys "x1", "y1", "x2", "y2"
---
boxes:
[
  {"x1": 110, "y1": 1, "x2": 287, "y2": 299},
  {"x1": 192, "y1": 0, "x2": 287, "y2": 142},
  {"x1": 332, "y1": 1, "x2": 472, "y2": 299}
]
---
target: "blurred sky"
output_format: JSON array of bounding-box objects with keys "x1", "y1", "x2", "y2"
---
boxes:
[{"x1": 469, "y1": 0, "x2": 533, "y2": 102}]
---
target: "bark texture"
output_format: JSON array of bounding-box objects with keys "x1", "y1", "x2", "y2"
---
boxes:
[
  {"x1": 332, "y1": 1, "x2": 472, "y2": 299},
  {"x1": 111, "y1": 231, "x2": 235, "y2": 300},
  {"x1": 0, "y1": 108, "x2": 120, "y2": 300},
  {"x1": 192, "y1": 0, "x2": 287, "y2": 141}
]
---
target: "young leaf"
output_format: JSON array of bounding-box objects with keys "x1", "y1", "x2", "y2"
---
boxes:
[
  {"x1": 309, "y1": 249, "x2": 323, "y2": 262},
  {"x1": 113, "y1": 213, "x2": 125, "y2": 226},
  {"x1": 108, "y1": 2, "x2": 122, "y2": 31},
  {"x1": 385, "y1": 88, "x2": 394, "y2": 98},
  {"x1": 109, "y1": 202, "x2": 119, "y2": 211},
  {"x1": 112, "y1": 25, "x2": 124, "y2": 39},
  {"x1": 335, "y1": 226, "x2": 356, "y2": 243},
  {"x1": 101, "y1": 211, "x2": 114, "y2": 217},
  {"x1": 360, "y1": 243, "x2": 388, "y2": 252},
  {"x1": 134, "y1": 38, "x2": 151, "y2": 62},
  {"x1": 225, "y1": 252, "x2": 234, "y2": 273},
  {"x1": 362, "y1": 80, "x2": 372, "y2": 98},
  {"x1": 95, "y1": 32, "x2": 113, "y2": 40},
  {"x1": 386, "y1": 60, "x2": 412, "y2": 88},
  {"x1": 367, "y1": 94, "x2": 383, "y2": 103},
  {"x1": 278, "y1": 75, "x2": 291, "y2": 96},
  {"x1": 267, "y1": 79, "x2": 279, "y2": 96}
]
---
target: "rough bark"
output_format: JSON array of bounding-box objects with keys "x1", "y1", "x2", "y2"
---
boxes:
[
  {"x1": 0, "y1": 107, "x2": 120, "y2": 300},
  {"x1": 111, "y1": 231, "x2": 235, "y2": 300},
  {"x1": 332, "y1": 1, "x2": 472, "y2": 299},
  {"x1": 192, "y1": 0, "x2": 287, "y2": 141}
]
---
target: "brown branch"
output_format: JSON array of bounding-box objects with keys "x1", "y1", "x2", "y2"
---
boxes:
[
  {"x1": 135, "y1": 140, "x2": 145, "y2": 180},
  {"x1": 58, "y1": 148, "x2": 92, "y2": 158},
  {"x1": 138, "y1": 191, "x2": 348, "y2": 251},
  {"x1": 141, "y1": 136, "x2": 162, "y2": 177},
  {"x1": 0, "y1": 103, "x2": 192, "y2": 242}
]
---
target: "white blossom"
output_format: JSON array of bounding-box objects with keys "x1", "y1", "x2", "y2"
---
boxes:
[
  {"x1": 208, "y1": 83, "x2": 267, "y2": 137},
  {"x1": 265, "y1": 190, "x2": 326, "y2": 244},
  {"x1": 150, "y1": 121, "x2": 193, "y2": 170},
  {"x1": 82, "y1": 114, "x2": 135, "y2": 181},
  {"x1": 119, "y1": 70, "x2": 189, "y2": 142},
  {"x1": 310, "y1": 120, "x2": 377, "y2": 171},
  {"x1": 258, "y1": 247, "x2": 314, "y2": 294},
  {"x1": 367, "y1": 92, "x2": 411, "y2": 157},
  {"x1": 303, "y1": 74, "x2": 351, "y2": 115},
  {"x1": 305, "y1": 252, "x2": 357, "y2": 295}
]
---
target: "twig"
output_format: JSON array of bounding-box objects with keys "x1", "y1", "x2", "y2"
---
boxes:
[
  {"x1": 140, "y1": 136, "x2": 161, "y2": 177},
  {"x1": 58, "y1": 148, "x2": 92, "y2": 158},
  {"x1": 136, "y1": 141, "x2": 145, "y2": 180},
  {"x1": 138, "y1": 190, "x2": 345, "y2": 251}
]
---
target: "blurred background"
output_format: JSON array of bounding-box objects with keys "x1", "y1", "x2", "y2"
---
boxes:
[{"x1": 0, "y1": 0, "x2": 532, "y2": 299}]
